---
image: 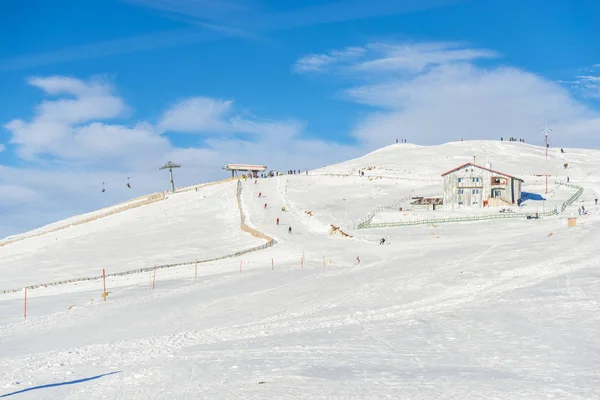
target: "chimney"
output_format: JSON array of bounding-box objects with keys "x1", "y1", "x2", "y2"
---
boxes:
[{"x1": 485, "y1": 161, "x2": 492, "y2": 170}]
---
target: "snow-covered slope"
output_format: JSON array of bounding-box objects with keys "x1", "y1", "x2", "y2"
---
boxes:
[
  {"x1": 0, "y1": 181, "x2": 264, "y2": 289},
  {"x1": 1, "y1": 141, "x2": 600, "y2": 399}
]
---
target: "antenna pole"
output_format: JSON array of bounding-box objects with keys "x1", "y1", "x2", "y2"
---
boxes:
[
  {"x1": 159, "y1": 161, "x2": 181, "y2": 193},
  {"x1": 541, "y1": 119, "x2": 552, "y2": 194}
]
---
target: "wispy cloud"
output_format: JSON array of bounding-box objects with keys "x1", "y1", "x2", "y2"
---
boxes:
[
  {"x1": 571, "y1": 75, "x2": 600, "y2": 99},
  {"x1": 0, "y1": 27, "x2": 229, "y2": 73},
  {"x1": 293, "y1": 47, "x2": 365, "y2": 73},
  {"x1": 0, "y1": 0, "x2": 458, "y2": 72},
  {"x1": 294, "y1": 41, "x2": 498, "y2": 74}
]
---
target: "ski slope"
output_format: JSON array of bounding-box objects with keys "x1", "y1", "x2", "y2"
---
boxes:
[
  {"x1": 1, "y1": 141, "x2": 600, "y2": 399},
  {"x1": 0, "y1": 181, "x2": 264, "y2": 289}
]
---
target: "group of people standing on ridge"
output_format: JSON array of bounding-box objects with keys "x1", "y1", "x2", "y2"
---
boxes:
[{"x1": 501, "y1": 137, "x2": 525, "y2": 142}]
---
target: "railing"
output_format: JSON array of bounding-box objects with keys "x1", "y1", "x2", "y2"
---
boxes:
[
  {"x1": 555, "y1": 181, "x2": 584, "y2": 212},
  {"x1": 355, "y1": 195, "x2": 414, "y2": 229},
  {"x1": 360, "y1": 207, "x2": 558, "y2": 229}
]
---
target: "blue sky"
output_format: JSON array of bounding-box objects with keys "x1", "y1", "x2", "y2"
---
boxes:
[{"x1": 1, "y1": 0, "x2": 600, "y2": 236}]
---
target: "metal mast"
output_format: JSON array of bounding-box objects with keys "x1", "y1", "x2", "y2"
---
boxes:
[
  {"x1": 541, "y1": 119, "x2": 553, "y2": 194},
  {"x1": 159, "y1": 161, "x2": 181, "y2": 193}
]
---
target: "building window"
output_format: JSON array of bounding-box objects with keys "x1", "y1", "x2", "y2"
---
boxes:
[
  {"x1": 472, "y1": 189, "x2": 479, "y2": 194},
  {"x1": 458, "y1": 201, "x2": 464, "y2": 205},
  {"x1": 458, "y1": 177, "x2": 462, "y2": 183},
  {"x1": 458, "y1": 189, "x2": 464, "y2": 194},
  {"x1": 472, "y1": 177, "x2": 480, "y2": 183}
]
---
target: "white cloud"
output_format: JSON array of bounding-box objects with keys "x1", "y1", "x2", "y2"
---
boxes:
[
  {"x1": 159, "y1": 96, "x2": 306, "y2": 142},
  {"x1": 4, "y1": 76, "x2": 134, "y2": 162},
  {"x1": 158, "y1": 97, "x2": 233, "y2": 133},
  {"x1": 296, "y1": 41, "x2": 600, "y2": 149}
]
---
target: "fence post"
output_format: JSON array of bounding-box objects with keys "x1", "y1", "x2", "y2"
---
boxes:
[
  {"x1": 152, "y1": 266, "x2": 157, "y2": 290},
  {"x1": 194, "y1": 259, "x2": 198, "y2": 279},
  {"x1": 102, "y1": 268, "x2": 107, "y2": 301},
  {"x1": 24, "y1": 288, "x2": 27, "y2": 319}
]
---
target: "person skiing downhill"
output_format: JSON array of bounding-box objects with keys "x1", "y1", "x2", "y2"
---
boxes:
[
  {"x1": 288, "y1": 226, "x2": 292, "y2": 234},
  {"x1": 264, "y1": 203, "x2": 267, "y2": 209},
  {"x1": 258, "y1": 192, "x2": 262, "y2": 197},
  {"x1": 276, "y1": 218, "x2": 279, "y2": 225}
]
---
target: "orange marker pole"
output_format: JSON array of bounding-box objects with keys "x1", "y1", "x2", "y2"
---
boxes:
[
  {"x1": 24, "y1": 288, "x2": 27, "y2": 319},
  {"x1": 102, "y1": 268, "x2": 107, "y2": 302},
  {"x1": 152, "y1": 266, "x2": 157, "y2": 290}
]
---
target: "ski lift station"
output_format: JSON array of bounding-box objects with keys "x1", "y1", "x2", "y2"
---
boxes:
[{"x1": 223, "y1": 164, "x2": 267, "y2": 178}]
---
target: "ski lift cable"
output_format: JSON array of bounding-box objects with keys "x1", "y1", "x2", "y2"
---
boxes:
[{"x1": 0, "y1": 163, "x2": 226, "y2": 214}]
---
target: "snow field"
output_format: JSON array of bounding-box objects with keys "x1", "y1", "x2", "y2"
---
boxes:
[
  {"x1": 2, "y1": 141, "x2": 600, "y2": 398},
  {"x1": 0, "y1": 181, "x2": 264, "y2": 290}
]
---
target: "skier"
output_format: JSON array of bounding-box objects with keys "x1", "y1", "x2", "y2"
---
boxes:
[
  {"x1": 379, "y1": 238, "x2": 385, "y2": 245},
  {"x1": 356, "y1": 256, "x2": 360, "y2": 264},
  {"x1": 264, "y1": 203, "x2": 267, "y2": 209},
  {"x1": 561, "y1": 148, "x2": 564, "y2": 153},
  {"x1": 258, "y1": 192, "x2": 262, "y2": 197},
  {"x1": 276, "y1": 218, "x2": 279, "y2": 225},
  {"x1": 288, "y1": 226, "x2": 292, "y2": 234},
  {"x1": 255, "y1": 179, "x2": 257, "y2": 184},
  {"x1": 595, "y1": 198, "x2": 598, "y2": 206},
  {"x1": 567, "y1": 176, "x2": 570, "y2": 183}
]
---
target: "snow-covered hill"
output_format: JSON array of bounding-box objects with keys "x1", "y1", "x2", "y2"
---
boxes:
[{"x1": 1, "y1": 141, "x2": 600, "y2": 399}]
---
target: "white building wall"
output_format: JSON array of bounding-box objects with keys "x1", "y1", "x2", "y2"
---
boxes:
[{"x1": 443, "y1": 165, "x2": 522, "y2": 209}]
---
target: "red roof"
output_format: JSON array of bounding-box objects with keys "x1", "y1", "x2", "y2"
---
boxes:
[{"x1": 441, "y1": 163, "x2": 524, "y2": 182}]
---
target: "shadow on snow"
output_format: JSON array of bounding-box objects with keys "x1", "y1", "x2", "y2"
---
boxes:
[
  {"x1": 521, "y1": 192, "x2": 546, "y2": 202},
  {"x1": 0, "y1": 371, "x2": 121, "y2": 398}
]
